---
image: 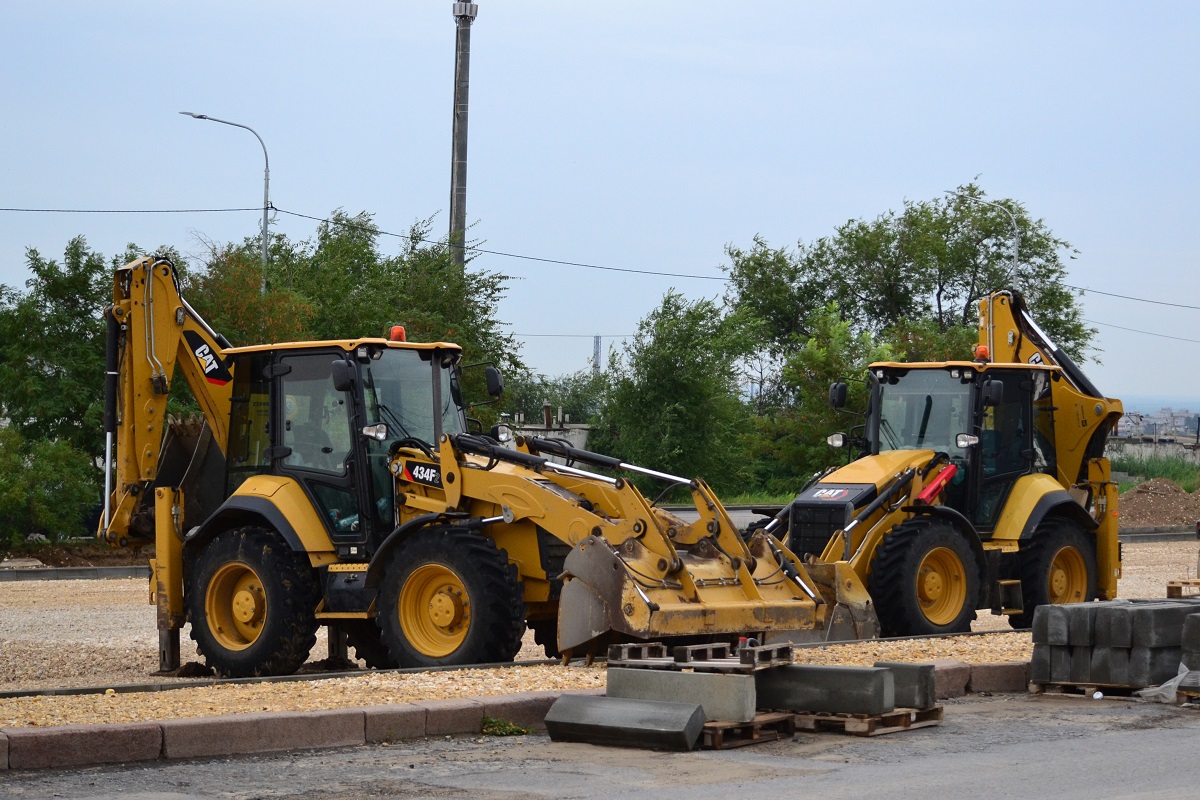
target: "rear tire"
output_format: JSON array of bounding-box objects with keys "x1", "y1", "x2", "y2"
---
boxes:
[
  {"x1": 1009, "y1": 518, "x2": 1097, "y2": 629},
  {"x1": 378, "y1": 528, "x2": 526, "y2": 668},
  {"x1": 187, "y1": 527, "x2": 320, "y2": 678},
  {"x1": 869, "y1": 518, "x2": 979, "y2": 637}
]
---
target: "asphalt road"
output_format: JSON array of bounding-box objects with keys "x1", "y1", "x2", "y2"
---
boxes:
[{"x1": 4, "y1": 694, "x2": 1197, "y2": 799}]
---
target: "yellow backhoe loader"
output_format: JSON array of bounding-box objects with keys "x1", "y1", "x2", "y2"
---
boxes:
[
  {"x1": 756, "y1": 291, "x2": 1122, "y2": 636},
  {"x1": 99, "y1": 257, "x2": 877, "y2": 677}
]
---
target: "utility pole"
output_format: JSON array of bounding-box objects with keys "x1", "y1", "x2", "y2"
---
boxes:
[
  {"x1": 449, "y1": 1, "x2": 478, "y2": 268},
  {"x1": 593, "y1": 335, "x2": 601, "y2": 375}
]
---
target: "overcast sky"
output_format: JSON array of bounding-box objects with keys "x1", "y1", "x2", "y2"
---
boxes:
[{"x1": 3, "y1": 2, "x2": 1197, "y2": 411}]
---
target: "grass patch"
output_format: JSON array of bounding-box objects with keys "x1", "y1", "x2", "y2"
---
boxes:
[
  {"x1": 1111, "y1": 453, "x2": 1200, "y2": 493},
  {"x1": 481, "y1": 716, "x2": 533, "y2": 736}
]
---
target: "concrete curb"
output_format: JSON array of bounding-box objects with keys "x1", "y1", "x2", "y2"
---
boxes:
[
  {"x1": 0, "y1": 656, "x2": 1043, "y2": 771},
  {"x1": 0, "y1": 566, "x2": 151, "y2": 582},
  {"x1": 0, "y1": 688, "x2": 605, "y2": 772}
]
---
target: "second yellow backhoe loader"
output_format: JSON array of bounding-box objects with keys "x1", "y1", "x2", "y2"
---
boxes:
[
  {"x1": 99, "y1": 257, "x2": 877, "y2": 677},
  {"x1": 755, "y1": 291, "x2": 1122, "y2": 636}
]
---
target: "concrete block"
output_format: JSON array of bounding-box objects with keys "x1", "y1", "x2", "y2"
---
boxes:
[
  {"x1": 1095, "y1": 604, "x2": 1133, "y2": 647},
  {"x1": 1030, "y1": 645, "x2": 1051, "y2": 683},
  {"x1": 1090, "y1": 647, "x2": 1112, "y2": 685},
  {"x1": 607, "y1": 668, "x2": 755, "y2": 723},
  {"x1": 756, "y1": 665, "x2": 894, "y2": 715},
  {"x1": 1131, "y1": 603, "x2": 1194, "y2": 648},
  {"x1": 968, "y1": 662, "x2": 1029, "y2": 694},
  {"x1": 1049, "y1": 646, "x2": 1073, "y2": 683},
  {"x1": 932, "y1": 660, "x2": 971, "y2": 699},
  {"x1": 0, "y1": 731, "x2": 7, "y2": 771},
  {"x1": 1181, "y1": 613, "x2": 1200, "y2": 654},
  {"x1": 1128, "y1": 647, "x2": 1177, "y2": 688},
  {"x1": 161, "y1": 709, "x2": 364, "y2": 760},
  {"x1": 1031, "y1": 606, "x2": 1050, "y2": 644},
  {"x1": 414, "y1": 698, "x2": 483, "y2": 736},
  {"x1": 363, "y1": 703, "x2": 426, "y2": 743},
  {"x1": 1068, "y1": 604, "x2": 1099, "y2": 645},
  {"x1": 1039, "y1": 605, "x2": 1070, "y2": 645},
  {"x1": 544, "y1": 695, "x2": 703, "y2": 751},
  {"x1": 476, "y1": 691, "x2": 562, "y2": 731},
  {"x1": 1107, "y1": 647, "x2": 1131, "y2": 686},
  {"x1": 2, "y1": 722, "x2": 162, "y2": 770},
  {"x1": 1070, "y1": 645, "x2": 1092, "y2": 684},
  {"x1": 874, "y1": 662, "x2": 936, "y2": 709}
]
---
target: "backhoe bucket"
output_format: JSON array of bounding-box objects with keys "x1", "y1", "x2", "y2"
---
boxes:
[{"x1": 557, "y1": 532, "x2": 876, "y2": 655}]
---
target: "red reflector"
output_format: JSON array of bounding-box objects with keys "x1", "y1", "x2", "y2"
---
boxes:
[{"x1": 389, "y1": 325, "x2": 407, "y2": 342}]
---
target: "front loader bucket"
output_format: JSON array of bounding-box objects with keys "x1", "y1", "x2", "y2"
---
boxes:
[
  {"x1": 767, "y1": 561, "x2": 881, "y2": 644},
  {"x1": 557, "y1": 533, "x2": 828, "y2": 656}
]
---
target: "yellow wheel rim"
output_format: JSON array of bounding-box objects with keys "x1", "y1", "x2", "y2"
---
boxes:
[
  {"x1": 205, "y1": 562, "x2": 267, "y2": 651},
  {"x1": 1047, "y1": 546, "x2": 1088, "y2": 604},
  {"x1": 916, "y1": 547, "x2": 967, "y2": 626},
  {"x1": 398, "y1": 564, "x2": 470, "y2": 658}
]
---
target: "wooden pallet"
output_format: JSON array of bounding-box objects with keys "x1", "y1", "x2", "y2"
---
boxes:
[
  {"x1": 792, "y1": 706, "x2": 943, "y2": 737},
  {"x1": 1167, "y1": 580, "x2": 1200, "y2": 599},
  {"x1": 1029, "y1": 682, "x2": 1138, "y2": 697},
  {"x1": 701, "y1": 712, "x2": 796, "y2": 749}
]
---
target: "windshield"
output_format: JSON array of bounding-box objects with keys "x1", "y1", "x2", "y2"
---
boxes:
[
  {"x1": 874, "y1": 368, "x2": 972, "y2": 454},
  {"x1": 360, "y1": 348, "x2": 466, "y2": 448}
]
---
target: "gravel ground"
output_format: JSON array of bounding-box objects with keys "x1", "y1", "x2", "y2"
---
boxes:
[{"x1": 1, "y1": 540, "x2": 1196, "y2": 727}]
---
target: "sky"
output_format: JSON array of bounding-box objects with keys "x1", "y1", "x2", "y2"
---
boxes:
[{"x1": 2, "y1": 2, "x2": 1198, "y2": 413}]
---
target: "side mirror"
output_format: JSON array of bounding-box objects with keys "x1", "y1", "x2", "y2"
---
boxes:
[
  {"x1": 829, "y1": 382, "x2": 848, "y2": 409},
  {"x1": 982, "y1": 379, "x2": 1003, "y2": 407},
  {"x1": 331, "y1": 360, "x2": 356, "y2": 392},
  {"x1": 485, "y1": 366, "x2": 504, "y2": 399}
]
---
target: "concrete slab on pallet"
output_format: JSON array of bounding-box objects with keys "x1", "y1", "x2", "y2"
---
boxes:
[
  {"x1": 932, "y1": 660, "x2": 971, "y2": 700},
  {"x1": 544, "y1": 694, "x2": 704, "y2": 751},
  {"x1": 968, "y1": 662, "x2": 1029, "y2": 693},
  {"x1": 0, "y1": 731, "x2": 8, "y2": 771},
  {"x1": 756, "y1": 665, "x2": 895, "y2": 715},
  {"x1": 607, "y1": 668, "x2": 755, "y2": 723},
  {"x1": 3, "y1": 722, "x2": 162, "y2": 770},
  {"x1": 1035, "y1": 605, "x2": 1070, "y2": 645},
  {"x1": 1130, "y1": 647, "x2": 1183, "y2": 688},
  {"x1": 1182, "y1": 613, "x2": 1200, "y2": 654},
  {"x1": 874, "y1": 662, "x2": 936, "y2": 709},
  {"x1": 363, "y1": 703, "x2": 426, "y2": 743},
  {"x1": 161, "y1": 709, "x2": 364, "y2": 760},
  {"x1": 1131, "y1": 604, "x2": 1195, "y2": 648}
]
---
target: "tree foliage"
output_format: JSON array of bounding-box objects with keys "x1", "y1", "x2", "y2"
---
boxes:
[
  {"x1": 0, "y1": 427, "x2": 99, "y2": 545},
  {"x1": 590, "y1": 292, "x2": 751, "y2": 493}
]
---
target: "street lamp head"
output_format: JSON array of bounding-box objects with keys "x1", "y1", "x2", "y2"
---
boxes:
[{"x1": 179, "y1": 111, "x2": 208, "y2": 120}]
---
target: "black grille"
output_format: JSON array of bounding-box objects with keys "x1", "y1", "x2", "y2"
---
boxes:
[{"x1": 788, "y1": 502, "x2": 852, "y2": 560}]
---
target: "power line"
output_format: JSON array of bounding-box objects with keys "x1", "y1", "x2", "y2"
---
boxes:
[
  {"x1": 1085, "y1": 319, "x2": 1200, "y2": 344},
  {"x1": 515, "y1": 333, "x2": 632, "y2": 338},
  {"x1": 0, "y1": 207, "x2": 260, "y2": 214},
  {"x1": 1069, "y1": 284, "x2": 1200, "y2": 312}
]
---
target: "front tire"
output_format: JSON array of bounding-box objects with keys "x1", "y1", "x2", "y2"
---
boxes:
[
  {"x1": 187, "y1": 527, "x2": 320, "y2": 677},
  {"x1": 1009, "y1": 518, "x2": 1097, "y2": 629},
  {"x1": 378, "y1": 528, "x2": 525, "y2": 668},
  {"x1": 869, "y1": 518, "x2": 980, "y2": 636}
]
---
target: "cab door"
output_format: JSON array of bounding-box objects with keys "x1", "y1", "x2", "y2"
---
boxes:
[
  {"x1": 272, "y1": 351, "x2": 372, "y2": 555},
  {"x1": 970, "y1": 369, "x2": 1034, "y2": 531}
]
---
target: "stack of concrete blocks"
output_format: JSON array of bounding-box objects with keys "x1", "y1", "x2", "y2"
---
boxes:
[
  {"x1": 546, "y1": 660, "x2": 938, "y2": 750},
  {"x1": 1031, "y1": 599, "x2": 1200, "y2": 688}
]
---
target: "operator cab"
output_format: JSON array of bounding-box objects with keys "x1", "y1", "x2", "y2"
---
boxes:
[
  {"x1": 853, "y1": 362, "x2": 1058, "y2": 534},
  {"x1": 222, "y1": 340, "x2": 476, "y2": 559}
]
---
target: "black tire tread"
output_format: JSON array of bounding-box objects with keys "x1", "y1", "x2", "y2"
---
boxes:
[
  {"x1": 378, "y1": 528, "x2": 525, "y2": 668},
  {"x1": 187, "y1": 526, "x2": 321, "y2": 678},
  {"x1": 869, "y1": 517, "x2": 980, "y2": 637},
  {"x1": 1009, "y1": 517, "x2": 1098, "y2": 629}
]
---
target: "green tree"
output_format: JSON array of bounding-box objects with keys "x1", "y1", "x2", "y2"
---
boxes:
[
  {"x1": 502, "y1": 368, "x2": 610, "y2": 427},
  {"x1": 0, "y1": 428, "x2": 99, "y2": 545},
  {"x1": 0, "y1": 238, "x2": 110, "y2": 458},
  {"x1": 590, "y1": 291, "x2": 751, "y2": 493},
  {"x1": 725, "y1": 181, "x2": 1094, "y2": 363}
]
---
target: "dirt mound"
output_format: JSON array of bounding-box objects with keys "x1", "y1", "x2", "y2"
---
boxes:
[
  {"x1": 1119, "y1": 478, "x2": 1200, "y2": 528},
  {"x1": 1, "y1": 542, "x2": 151, "y2": 568}
]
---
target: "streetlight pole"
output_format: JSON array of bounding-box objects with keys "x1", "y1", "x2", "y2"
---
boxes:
[
  {"x1": 946, "y1": 190, "x2": 1021, "y2": 281},
  {"x1": 449, "y1": 2, "x2": 478, "y2": 268},
  {"x1": 180, "y1": 112, "x2": 271, "y2": 294}
]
